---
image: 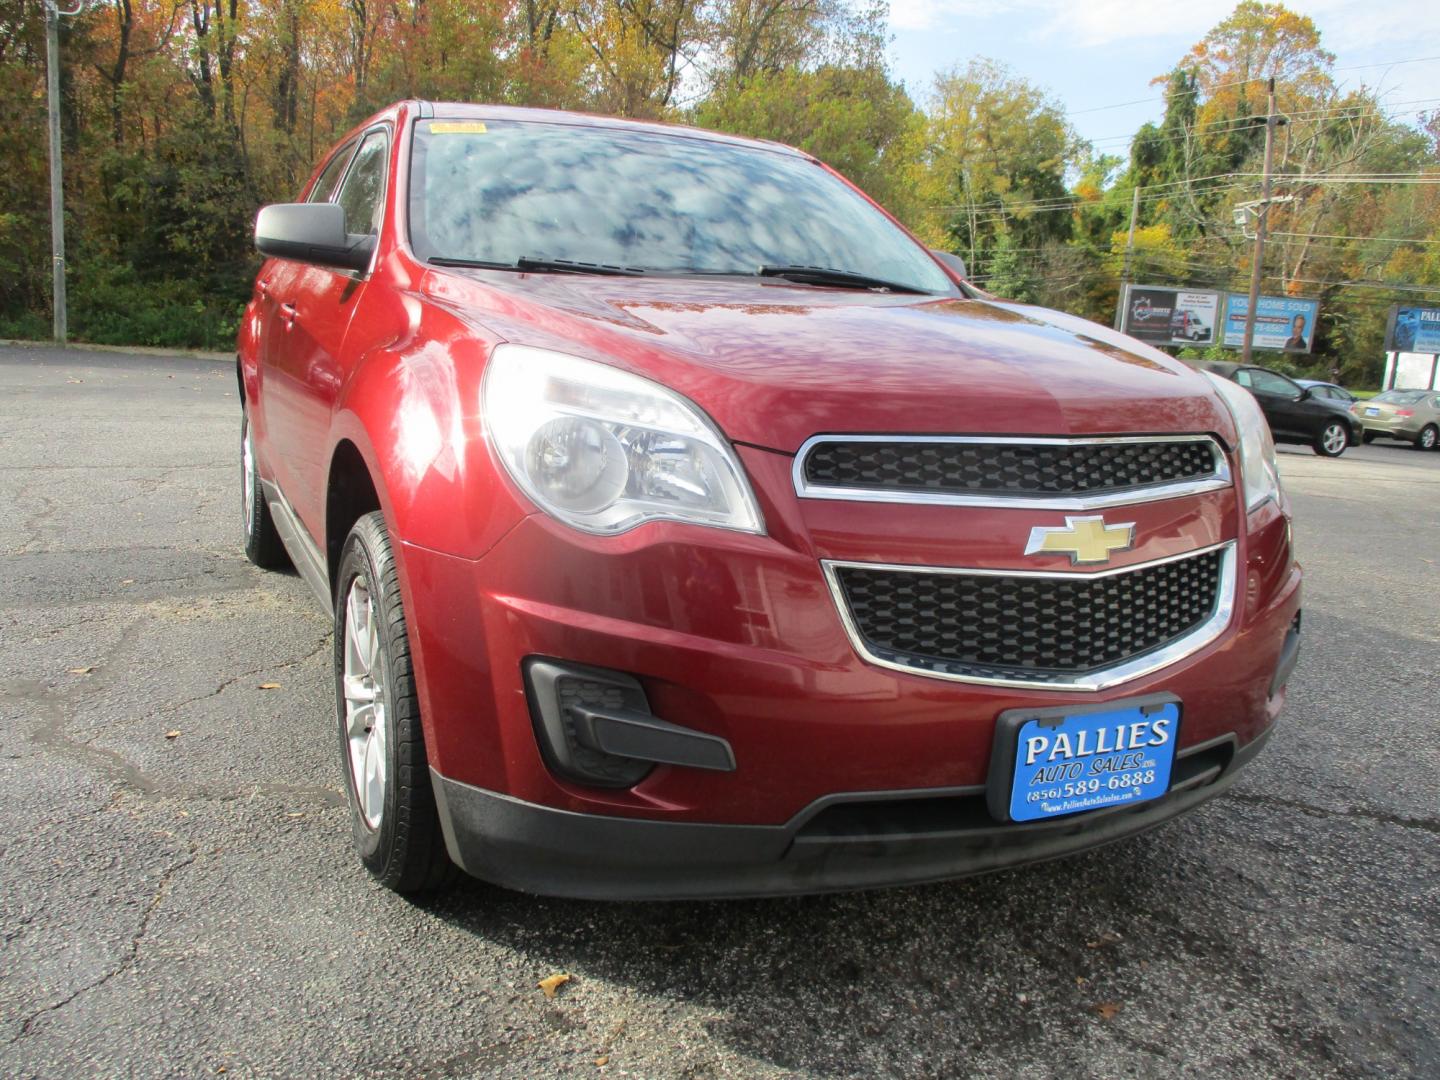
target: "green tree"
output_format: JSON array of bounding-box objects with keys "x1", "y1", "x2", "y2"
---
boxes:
[{"x1": 922, "y1": 58, "x2": 1078, "y2": 286}]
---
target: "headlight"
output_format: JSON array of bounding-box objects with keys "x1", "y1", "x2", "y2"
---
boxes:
[
  {"x1": 1203, "y1": 371, "x2": 1282, "y2": 512},
  {"x1": 483, "y1": 345, "x2": 764, "y2": 535}
]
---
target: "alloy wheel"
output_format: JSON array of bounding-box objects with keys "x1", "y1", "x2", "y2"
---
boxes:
[
  {"x1": 242, "y1": 420, "x2": 256, "y2": 535},
  {"x1": 1322, "y1": 424, "x2": 1347, "y2": 455},
  {"x1": 342, "y1": 576, "x2": 388, "y2": 830}
]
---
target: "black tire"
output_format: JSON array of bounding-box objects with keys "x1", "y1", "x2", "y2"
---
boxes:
[
  {"x1": 333, "y1": 511, "x2": 455, "y2": 894},
  {"x1": 1361, "y1": 431, "x2": 1377, "y2": 444},
  {"x1": 241, "y1": 411, "x2": 289, "y2": 569},
  {"x1": 1313, "y1": 420, "x2": 1349, "y2": 457},
  {"x1": 1417, "y1": 425, "x2": 1439, "y2": 451}
]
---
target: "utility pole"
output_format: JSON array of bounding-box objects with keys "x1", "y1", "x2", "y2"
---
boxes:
[
  {"x1": 1112, "y1": 185, "x2": 1142, "y2": 331},
  {"x1": 1240, "y1": 78, "x2": 1279, "y2": 365},
  {"x1": 44, "y1": 0, "x2": 70, "y2": 344}
]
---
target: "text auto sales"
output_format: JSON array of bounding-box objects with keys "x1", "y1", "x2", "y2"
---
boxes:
[{"x1": 1024, "y1": 716, "x2": 1174, "y2": 783}]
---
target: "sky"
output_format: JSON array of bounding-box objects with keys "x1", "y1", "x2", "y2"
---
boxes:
[{"x1": 885, "y1": 0, "x2": 1440, "y2": 152}]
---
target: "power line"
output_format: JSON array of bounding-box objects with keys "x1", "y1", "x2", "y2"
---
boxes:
[
  {"x1": 941, "y1": 170, "x2": 1440, "y2": 222},
  {"x1": 935, "y1": 174, "x2": 1251, "y2": 215},
  {"x1": 1065, "y1": 54, "x2": 1440, "y2": 117},
  {"x1": 1086, "y1": 96, "x2": 1440, "y2": 148},
  {"x1": 1269, "y1": 230, "x2": 1440, "y2": 245}
]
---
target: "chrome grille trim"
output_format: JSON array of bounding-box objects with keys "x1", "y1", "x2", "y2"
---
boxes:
[
  {"x1": 821, "y1": 541, "x2": 1238, "y2": 692},
  {"x1": 794, "y1": 434, "x2": 1232, "y2": 510}
]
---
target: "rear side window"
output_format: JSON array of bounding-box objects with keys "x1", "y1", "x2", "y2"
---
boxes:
[
  {"x1": 1248, "y1": 370, "x2": 1298, "y2": 396},
  {"x1": 307, "y1": 142, "x2": 356, "y2": 203},
  {"x1": 1375, "y1": 390, "x2": 1426, "y2": 405},
  {"x1": 335, "y1": 131, "x2": 389, "y2": 237}
]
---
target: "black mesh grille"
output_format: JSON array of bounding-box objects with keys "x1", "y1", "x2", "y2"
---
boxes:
[
  {"x1": 803, "y1": 439, "x2": 1219, "y2": 497},
  {"x1": 555, "y1": 677, "x2": 650, "y2": 785},
  {"x1": 834, "y1": 549, "x2": 1224, "y2": 683}
]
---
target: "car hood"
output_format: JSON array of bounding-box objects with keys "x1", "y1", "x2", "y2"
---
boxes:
[{"x1": 423, "y1": 271, "x2": 1233, "y2": 454}]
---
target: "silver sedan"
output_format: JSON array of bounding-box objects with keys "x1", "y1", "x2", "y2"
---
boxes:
[{"x1": 1351, "y1": 389, "x2": 1440, "y2": 450}]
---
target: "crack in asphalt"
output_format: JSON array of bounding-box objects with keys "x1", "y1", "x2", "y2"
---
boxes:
[
  {"x1": 0, "y1": 463, "x2": 231, "y2": 472},
  {"x1": 74, "y1": 631, "x2": 333, "y2": 746},
  {"x1": 3, "y1": 611, "x2": 343, "y2": 810},
  {"x1": 1224, "y1": 789, "x2": 1440, "y2": 835},
  {"x1": 14, "y1": 679, "x2": 344, "y2": 808},
  {"x1": 6, "y1": 843, "x2": 199, "y2": 1046}
]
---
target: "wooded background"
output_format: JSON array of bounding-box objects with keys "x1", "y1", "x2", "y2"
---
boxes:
[{"x1": 1, "y1": 0, "x2": 1436, "y2": 384}]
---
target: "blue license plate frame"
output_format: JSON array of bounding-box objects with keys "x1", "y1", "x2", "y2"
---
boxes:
[{"x1": 987, "y1": 694, "x2": 1181, "y2": 823}]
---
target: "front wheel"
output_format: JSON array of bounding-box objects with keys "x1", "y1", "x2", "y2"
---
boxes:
[
  {"x1": 1314, "y1": 421, "x2": 1349, "y2": 457},
  {"x1": 334, "y1": 511, "x2": 455, "y2": 894},
  {"x1": 1417, "y1": 425, "x2": 1439, "y2": 451}
]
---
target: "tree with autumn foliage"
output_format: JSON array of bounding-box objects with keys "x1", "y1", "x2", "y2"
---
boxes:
[{"x1": 0, "y1": 0, "x2": 1434, "y2": 384}]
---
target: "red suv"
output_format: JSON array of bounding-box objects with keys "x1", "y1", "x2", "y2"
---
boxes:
[{"x1": 238, "y1": 102, "x2": 1301, "y2": 899}]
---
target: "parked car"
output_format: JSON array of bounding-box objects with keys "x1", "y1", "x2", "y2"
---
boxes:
[
  {"x1": 238, "y1": 102, "x2": 1301, "y2": 899},
  {"x1": 1200, "y1": 362, "x2": 1357, "y2": 457},
  {"x1": 1295, "y1": 379, "x2": 1356, "y2": 405},
  {"x1": 1350, "y1": 389, "x2": 1440, "y2": 449}
]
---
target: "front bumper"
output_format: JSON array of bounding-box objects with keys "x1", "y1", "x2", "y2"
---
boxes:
[
  {"x1": 398, "y1": 445, "x2": 1300, "y2": 897},
  {"x1": 432, "y1": 726, "x2": 1272, "y2": 900}
]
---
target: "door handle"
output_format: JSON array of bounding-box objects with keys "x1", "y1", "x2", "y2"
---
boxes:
[
  {"x1": 257, "y1": 279, "x2": 270, "y2": 300},
  {"x1": 280, "y1": 303, "x2": 298, "y2": 329}
]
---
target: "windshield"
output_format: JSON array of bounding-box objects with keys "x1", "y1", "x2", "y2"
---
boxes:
[
  {"x1": 407, "y1": 119, "x2": 953, "y2": 294},
  {"x1": 1374, "y1": 390, "x2": 1427, "y2": 404}
]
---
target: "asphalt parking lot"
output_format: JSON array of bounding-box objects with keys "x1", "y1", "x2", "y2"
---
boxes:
[{"x1": 2, "y1": 344, "x2": 1437, "y2": 1079}]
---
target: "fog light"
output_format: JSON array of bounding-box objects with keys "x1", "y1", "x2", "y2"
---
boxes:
[
  {"x1": 523, "y1": 658, "x2": 736, "y2": 788},
  {"x1": 525, "y1": 659, "x2": 654, "y2": 788}
]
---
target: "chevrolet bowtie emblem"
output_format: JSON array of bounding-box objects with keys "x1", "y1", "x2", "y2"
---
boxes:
[{"x1": 1024, "y1": 515, "x2": 1136, "y2": 565}]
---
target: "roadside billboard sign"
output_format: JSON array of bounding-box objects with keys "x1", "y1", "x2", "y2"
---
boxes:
[
  {"x1": 1223, "y1": 294, "x2": 1321, "y2": 353},
  {"x1": 1385, "y1": 306, "x2": 1440, "y2": 354},
  {"x1": 1122, "y1": 286, "x2": 1222, "y2": 346}
]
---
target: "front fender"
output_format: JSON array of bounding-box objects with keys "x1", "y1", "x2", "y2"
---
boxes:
[
  {"x1": 236, "y1": 300, "x2": 262, "y2": 405},
  {"x1": 329, "y1": 299, "x2": 527, "y2": 561}
]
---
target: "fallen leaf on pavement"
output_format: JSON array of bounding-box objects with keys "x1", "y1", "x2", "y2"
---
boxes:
[
  {"x1": 258, "y1": 682, "x2": 281, "y2": 690},
  {"x1": 595, "y1": 1055, "x2": 609, "y2": 1067},
  {"x1": 165, "y1": 730, "x2": 181, "y2": 739},
  {"x1": 67, "y1": 666, "x2": 94, "y2": 674},
  {"x1": 538, "y1": 973, "x2": 571, "y2": 999},
  {"x1": 1093, "y1": 1002, "x2": 1122, "y2": 1020},
  {"x1": 1086, "y1": 931, "x2": 1123, "y2": 949}
]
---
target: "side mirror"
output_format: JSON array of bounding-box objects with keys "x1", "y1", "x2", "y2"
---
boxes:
[
  {"x1": 255, "y1": 203, "x2": 376, "y2": 273},
  {"x1": 1296, "y1": 387, "x2": 1312, "y2": 402},
  {"x1": 930, "y1": 249, "x2": 968, "y2": 280}
]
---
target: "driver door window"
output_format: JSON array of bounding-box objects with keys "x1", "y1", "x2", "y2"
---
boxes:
[
  {"x1": 307, "y1": 141, "x2": 356, "y2": 203},
  {"x1": 1248, "y1": 370, "x2": 1300, "y2": 398},
  {"x1": 334, "y1": 131, "x2": 389, "y2": 238}
]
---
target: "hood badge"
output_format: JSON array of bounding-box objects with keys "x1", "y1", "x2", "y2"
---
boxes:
[{"x1": 1025, "y1": 515, "x2": 1136, "y2": 566}]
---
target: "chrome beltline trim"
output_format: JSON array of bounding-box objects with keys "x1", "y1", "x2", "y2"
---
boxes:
[
  {"x1": 821, "y1": 541, "x2": 1238, "y2": 693},
  {"x1": 793, "y1": 433, "x2": 1232, "y2": 510},
  {"x1": 261, "y1": 478, "x2": 333, "y2": 612}
]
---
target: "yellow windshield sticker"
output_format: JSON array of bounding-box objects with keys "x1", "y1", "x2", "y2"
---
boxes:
[{"x1": 430, "y1": 121, "x2": 487, "y2": 134}]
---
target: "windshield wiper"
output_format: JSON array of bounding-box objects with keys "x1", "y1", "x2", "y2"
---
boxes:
[
  {"x1": 756, "y1": 264, "x2": 929, "y2": 294},
  {"x1": 428, "y1": 255, "x2": 645, "y2": 277}
]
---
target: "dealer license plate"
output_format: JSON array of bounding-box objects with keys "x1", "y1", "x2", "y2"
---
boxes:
[
  {"x1": 998, "y1": 699, "x2": 1179, "y2": 822},
  {"x1": 1365, "y1": 406, "x2": 1380, "y2": 416}
]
